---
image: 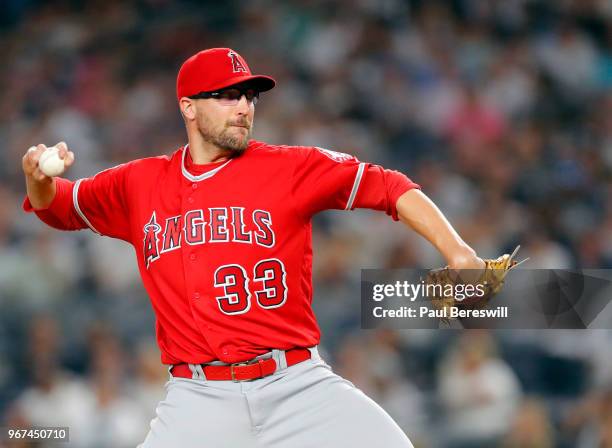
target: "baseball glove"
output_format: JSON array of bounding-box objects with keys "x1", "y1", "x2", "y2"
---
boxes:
[{"x1": 425, "y1": 245, "x2": 526, "y2": 322}]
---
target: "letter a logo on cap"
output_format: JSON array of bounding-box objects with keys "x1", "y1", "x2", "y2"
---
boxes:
[{"x1": 227, "y1": 50, "x2": 248, "y2": 74}]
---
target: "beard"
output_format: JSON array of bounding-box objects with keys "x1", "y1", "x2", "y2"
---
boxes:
[{"x1": 198, "y1": 119, "x2": 252, "y2": 156}]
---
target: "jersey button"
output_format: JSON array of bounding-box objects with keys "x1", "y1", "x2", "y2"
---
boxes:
[
  {"x1": 222, "y1": 349, "x2": 228, "y2": 355},
  {"x1": 188, "y1": 197, "x2": 195, "y2": 204},
  {"x1": 192, "y1": 183, "x2": 198, "y2": 190},
  {"x1": 193, "y1": 292, "x2": 200, "y2": 300},
  {"x1": 190, "y1": 253, "x2": 196, "y2": 261}
]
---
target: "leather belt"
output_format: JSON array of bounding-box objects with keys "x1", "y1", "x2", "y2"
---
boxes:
[{"x1": 170, "y1": 348, "x2": 311, "y2": 382}]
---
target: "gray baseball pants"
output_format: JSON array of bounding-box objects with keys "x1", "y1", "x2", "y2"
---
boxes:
[{"x1": 139, "y1": 347, "x2": 414, "y2": 447}]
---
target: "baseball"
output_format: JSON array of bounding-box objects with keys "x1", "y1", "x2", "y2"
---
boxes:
[{"x1": 39, "y1": 146, "x2": 65, "y2": 177}]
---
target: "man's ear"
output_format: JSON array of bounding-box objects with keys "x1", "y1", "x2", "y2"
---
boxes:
[{"x1": 179, "y1": 98, "x2": 196, "y2": 120}]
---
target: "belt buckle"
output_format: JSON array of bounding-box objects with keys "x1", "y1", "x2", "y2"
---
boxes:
[
  {"x1": 230, "y1": 358, "x2": 266, "y2": 382},
  {"x1": 229, "y1": 361, "x2": 250, "y2": 382}
]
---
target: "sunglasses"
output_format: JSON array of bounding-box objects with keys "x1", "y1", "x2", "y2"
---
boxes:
[{"x1": 189, "y1": 87, "x2": 259, "y2": 106}]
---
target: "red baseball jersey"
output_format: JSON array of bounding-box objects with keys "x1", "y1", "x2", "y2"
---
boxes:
[{"x1": 24, "y1": 141, "x2": 420, "y2": 364}]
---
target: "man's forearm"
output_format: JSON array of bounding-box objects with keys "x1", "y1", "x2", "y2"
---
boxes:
[
  {"x1": 26, "y1": 175, "x2": 56, "y2": 209},
  {"x1": 396, "y1": 189, "x2": 483, "y2": 268}
]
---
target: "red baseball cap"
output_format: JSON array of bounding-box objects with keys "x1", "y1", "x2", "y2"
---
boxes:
[{"x1": 176, "y1": 48, "x2": 276, "y2": 100}]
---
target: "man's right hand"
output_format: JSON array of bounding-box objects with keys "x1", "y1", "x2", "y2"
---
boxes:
[
  {"x1": 22, "y1": 142, "x2": 75, "y2": 182},
  {"x1": 23, "y1": 141, "x2": 75, "y2": 209}
]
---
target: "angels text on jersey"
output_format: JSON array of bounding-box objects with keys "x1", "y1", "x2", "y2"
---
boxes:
[{"x1": 143, "y1": 207, "x2": 275, "y2": 268}]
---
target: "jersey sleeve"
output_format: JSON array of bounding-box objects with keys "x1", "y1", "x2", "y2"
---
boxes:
[
  {"x1": 23, "y1": 162, "x2": 133, "y2": 241},
  {"x1": 291, "y1": 146, "x2": 420, "y2": 220}
]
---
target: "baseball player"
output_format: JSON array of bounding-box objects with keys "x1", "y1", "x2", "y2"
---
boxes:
[{"x1": 22, "y1": 48, "x2": 486, "y2": 447}]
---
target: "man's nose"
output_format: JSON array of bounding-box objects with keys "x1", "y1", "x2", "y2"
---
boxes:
[{"x1": 235, "y1": 95, "x2": 251, "y2": 114}]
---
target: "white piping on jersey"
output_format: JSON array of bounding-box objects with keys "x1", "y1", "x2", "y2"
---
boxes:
[
  {"x1": 73, "y1": 179, "x2": 101, "y2": 235},
  {"x1": 181, "y1": 144, "x2": 232, "y2": 182},
  {"x1": 345, "y1": 162, "x2": 366, "y2": 210}
]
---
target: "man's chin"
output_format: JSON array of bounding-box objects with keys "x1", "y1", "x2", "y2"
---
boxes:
[
  {"x1": 225, "y1": 128, "x2": 251, "y2": 153},
  {"x1": 218, "y1": 136, "x2": 249, "y2": 155},
  {"x1": 200, "y1": 127, "x2": 251, "y2": 155}
]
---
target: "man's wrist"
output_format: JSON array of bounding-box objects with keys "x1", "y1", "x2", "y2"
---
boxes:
[{"x1": 446, "y1": 247, "x2": 484, "y2": 270}]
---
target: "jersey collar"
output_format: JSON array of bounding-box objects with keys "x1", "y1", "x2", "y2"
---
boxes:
[{"x1": 181, "y1": 144, "x2": 233, "y2": 182}]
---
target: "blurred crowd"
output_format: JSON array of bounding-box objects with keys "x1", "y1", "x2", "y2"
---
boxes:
[{"x1": 1, "y1": 0, "x2": 612, "y2": 446}]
